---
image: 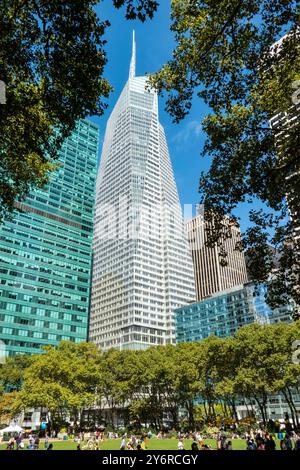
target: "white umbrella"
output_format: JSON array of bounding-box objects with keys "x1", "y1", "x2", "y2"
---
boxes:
[{"x1": 0, "y1": 424, "x2": 23, "y2": 434}]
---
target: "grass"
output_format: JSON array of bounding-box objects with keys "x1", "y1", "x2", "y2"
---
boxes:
[{"x1": 0, "y1": 438, "x2": 282, "y2": 451}]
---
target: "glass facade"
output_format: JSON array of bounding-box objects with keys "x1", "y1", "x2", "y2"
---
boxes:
[
  {"x1": 175, "y1": 282, "x2": 293, "y2": 343},
  {"x1": 0, "y1": 119, "x2": 99, "y2": 356},
  {"x1": 89, "y1": 34, "x2": 195, "y2": 351}
]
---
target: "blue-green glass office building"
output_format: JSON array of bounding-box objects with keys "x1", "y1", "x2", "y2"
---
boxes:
[
  {"x1": 0, "y1": 119, "x2": 99, "y2": 356},
  {"x1": 175, "y1": 282, "x2": 293, "y2": 344}
]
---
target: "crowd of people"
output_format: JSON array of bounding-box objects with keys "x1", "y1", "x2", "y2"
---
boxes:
[
  {"x1": 73, "y1": 428, "x2": 300, "y2": 451},
  {"x1": 244, "y1": 429, "x2": 300, "y2": 451},
  {"x1": 185, "y1": 429, "x2": 300, "y2": 451},
  {"x1": 5, "y1": 432, "x2": 53, "y2": 450},
  {"x1": 3, "y1": 427, "x2": 300, "y2": 451},
  {"x1": 73, "y1": 431, "x2": 151, "y2": 451}
]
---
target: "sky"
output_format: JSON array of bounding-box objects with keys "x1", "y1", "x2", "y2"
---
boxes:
[{"x1": 89, "y1": 1, "x2": 265, "y2": 233}]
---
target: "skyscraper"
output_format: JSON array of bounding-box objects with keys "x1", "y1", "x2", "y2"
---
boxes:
[
  {"x1": 0, "y1": 119, "x2": 99, "y2": 357},
  {"x1": 89, "y1": 33, "x2": 196, "y2": 351},
  {"x1": 267, "y1": 35, "x2": 300, "y2": 318},
  {"x1": 186, "y1": 213, "x2": 248, "y2": 301},
  {"x1": 268, "y1": 34, "x2": 300, "y2": 242},
  {"x1": 269, "y1": 101, "x2": 300, "y2": 243}
]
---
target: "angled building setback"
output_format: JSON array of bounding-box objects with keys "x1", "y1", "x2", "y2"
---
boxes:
[{"x1": 89, "y1": 34, "x2": 196, "y2": 351}]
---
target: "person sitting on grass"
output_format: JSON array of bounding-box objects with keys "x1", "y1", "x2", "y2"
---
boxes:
[
  {"x1": 191, "y1": 442, "x2": 199, "y2": 451},
  {"x1": 15, "y1": 434, "x2": 22, "y2": 450},
  {"x1": 6, "y1": 437, "x2": 14, "y2": 450},
  {"x1": 201, "y1": 444, "x2": 211, "y2": 450},
  {"x1": 177, "y1": 439, "x2": 184, "y2": 450},
  {"x1": 257, "y1": 440, "x2": 265, "y2": 450},
  {"x1": 120, "y1": 435, "x2": 126, "y2": 450},
  {"x1": 94, "y1": 441, "x2": 99, "y2": 450},
  {"x1": 246, "y1": 439, "x2": 257, "y2": 450},
  {"x1": 265, "y1": 435, "x2": 276, "y2": 451},
  {"x1": 198, "y1": 433, "x2": 204, "y2": 448},
  {"x1": 28, "y1": 434, "x2": 34, "y2": 450},
  {"x1": 139, "y1": 434, "x2": 147, "y2": 450},
  {"x1": 34, "y1": 435, "x2": 40, "y2": 450},
  {"x1": 44, "y1": 433, "x2": 49, "y2": 450},
  {"x1": 226, "y1": 441, "x2": 233, "y2": 451}
]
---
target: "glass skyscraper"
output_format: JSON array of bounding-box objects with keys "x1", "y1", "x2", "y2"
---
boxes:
[
  {"x1": 0, "y1": 119, "x2": 99, "y2": 357},
  {"x1": 89, "y1": 33, "x2": 196, "y2": 350},
  {"x1": 175, "y1": 282, "x2": 293, "y2": 344}
]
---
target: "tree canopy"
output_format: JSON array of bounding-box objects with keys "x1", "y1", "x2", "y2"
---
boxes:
[
  {"x1": 149, "y1": 0, "x2": 300, "y2": 316},
  {"x1": 1, "y1": 322, "x2": 300, "y2": 431},
  {"x1": 0, "y1": 0, "x2": 158, "y2": 222}
]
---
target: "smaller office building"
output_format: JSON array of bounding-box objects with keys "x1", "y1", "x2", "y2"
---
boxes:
[
  {"x1": 175, "y1": 282, "x2": 297, "y2": 421},
  {"x1": 175, "y1": 282, "x2": 293, "y2": 344}
]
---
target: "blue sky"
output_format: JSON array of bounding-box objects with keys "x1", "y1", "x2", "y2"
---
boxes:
[{"x1": 90, "y1": 1, "x2": 263, "y2": 232}]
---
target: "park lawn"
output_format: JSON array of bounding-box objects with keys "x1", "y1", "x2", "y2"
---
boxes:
[{"x1": 0, "y1": 438, "x2": 282, "y2": 451}]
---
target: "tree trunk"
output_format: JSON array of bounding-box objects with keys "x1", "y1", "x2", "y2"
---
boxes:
[
  {"x1": 282, "y1": 388, "x2": 299, "y2": 429},
  {"x1": 223, "y1": 401, "x2": 229, "y2": 418},
  {"x1": 287, "y1": 387, "x2": 299, "y2": 427},
  {"x1": 254, "y1": 396, "x2": 267, "y2": 426},
  {"x1": 186, "y1": 401, "x2": 195, "y2": 429},
  {"x1": 203, "y1": 401, "x2": 208, "y2": 418},
  {"x1": 229, "y1": 398, "x2": 239, "y2": 423},
  {"x1": 169, "y1": 406, "x2": 178, "y2": 430}
]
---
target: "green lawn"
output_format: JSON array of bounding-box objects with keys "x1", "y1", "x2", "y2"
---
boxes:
[{"x1": 0, "y1": 438, "x2": 282, "y2": 451}]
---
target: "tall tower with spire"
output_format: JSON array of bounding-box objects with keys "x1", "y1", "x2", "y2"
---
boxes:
[
  {"x1": 89, "y1": 33, "x2": 196, "y2": 350},
  {"x1": 129, "y1": 30, "x2": 136, "y2": 78}
]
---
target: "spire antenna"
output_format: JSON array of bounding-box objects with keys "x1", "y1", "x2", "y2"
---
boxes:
[{"x1": 129, "y1": 30, "x2": 136, "y2": 78}]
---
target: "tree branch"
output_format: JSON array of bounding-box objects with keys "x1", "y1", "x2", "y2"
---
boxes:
[
  {"x1": 199, "y1": 0, "x2": 244, "y2": 62},
  {"x1": 10, "y1": 0, "x2": 30, "y2": 22}
]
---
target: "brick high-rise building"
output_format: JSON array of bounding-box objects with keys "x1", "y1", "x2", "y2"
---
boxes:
[{"x1": 186, "y1": 213, "x2": 248, "y2": 302}]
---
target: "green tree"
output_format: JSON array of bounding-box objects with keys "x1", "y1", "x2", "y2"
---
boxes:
[
  {"x1": 0, "y1": 389, "x2": 19, "y2": 426},
  {"x1": 231, "y1": 323, "x2": 300, "y2": 427},
  {"x1": 14, "y1": 341, "x2": 102, "y2": 433},
  {"x1": 265, "y1": 321, "x2": 300, "y2": 429},
  {"x1": 0, "y1": 354, "x2": 32, "y2": 392},
  {"x1": 150, "y1": 0, "x2": 300, "y2": 316},
  {"x1": 101, "y1": 349, "x2": 138, "y2": 429},
  {"x1": 194, "y1": 337, "x2": 222, "y2": 422},
  {"x1": 0, "y1": 0, "x2": 158, "y2": 221},
  {"x1": 112, "y1": 0, "x2": 158, "y2": 21},
  {"x1": 212, "y1": 337, "x2": 241, "y2": 423},
  {"x1": 149, "y1": 346, "x2": 182, "y2": 429},
  {"x1": 128, "y1": 346, "x2": 187, "y2": 430},
  {"x1": 4, "y1": 322, "x2": 300, "y2": 432},
  {"x1": 128, "y1": 348, "x2": 165, "y2": 431},
  {"x1": 175, "y1": 343, "x2": 200, "y2": 429}
]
